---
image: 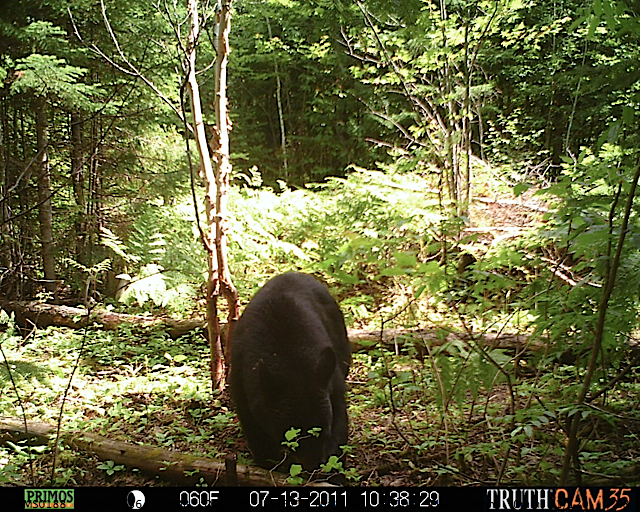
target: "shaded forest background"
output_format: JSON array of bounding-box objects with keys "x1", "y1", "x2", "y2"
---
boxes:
[
  {"x1": 2, "y1": 0, "x2": 639, "y2": 294},
  {"x1": 1, "y1": 0, "x2": 640, "y2": 487}
]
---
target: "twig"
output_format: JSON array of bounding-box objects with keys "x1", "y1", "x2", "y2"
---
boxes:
[
  {"x1": 50, "y1": 274, "x2": 95, "y2": 485},
  {"x1": 70, "y1": 1, "x2": 191, "y2": 130}
]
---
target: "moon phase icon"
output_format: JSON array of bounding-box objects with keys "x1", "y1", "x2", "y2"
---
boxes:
[{"x1": 127, "y1": 490, "x2": 146, "y2": 509}]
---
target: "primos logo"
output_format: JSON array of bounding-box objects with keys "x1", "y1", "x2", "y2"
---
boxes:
[{"x1": 24, "y1": 489, "x2": 75, "y2": 509}]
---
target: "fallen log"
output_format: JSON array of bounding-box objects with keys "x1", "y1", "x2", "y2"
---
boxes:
[
  {"x1": 0, "y1": 417, "x2": 286, "y2": 486},
  {"x1": 348, "y1": 328, "x2": 541, "y2": 353},
  {"x1": 0, "y1": 301, "x2": 206, "y2": 339},
  {"x1": 0, "y1": 301, "x2": 540, "y2": 353}
]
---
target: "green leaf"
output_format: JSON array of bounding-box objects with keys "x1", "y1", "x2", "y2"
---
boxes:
[
  {"x1": 568, "y1": 15, "x2": 588, "y2": 33},
  {"x1": 622, "y1": 106, "x2": 635, "y2": 127},
  {"x1": 513, "y1": 183, "x2": 531, "y2": 197},
  {"x1": 587, "y1": 14, "x2": 600, "y2": 39},
  {"x1": 285, "y1": 428, "x2": 301, "y2": 442},
  {"x1": 289, "y1": 464, "x2": 302, "y2": 477},
  {"x1": 594, "y1": 0, "x2": 602, "y2": 16},
  {"x1": 393, "y1": 251, "x2": 417, "y2": 268}
]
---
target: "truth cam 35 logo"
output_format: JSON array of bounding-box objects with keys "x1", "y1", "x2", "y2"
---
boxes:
[{"x1": 486, "y1": 487, "x2": 634, "y2": 511}]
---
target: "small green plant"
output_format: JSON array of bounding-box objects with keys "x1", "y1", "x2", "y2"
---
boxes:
[
  {"x1": 53, "y1": 467, "x2": 79, "y2": 486},
  {"x1": 281, "y1": 428, "x2": 357, "y2": 483},
  {"x1": 282, "y1": 427, "x2": 302, "y2": 453},
  {"x1": 0, "y1": 462, "x2": 21, "y2": 484},
  {"x1": 97, "y1": 460, "x2": 126, "y2": 476},
  {"x1": 286, "y1": 464, "x2": 304, "y2": 486}
]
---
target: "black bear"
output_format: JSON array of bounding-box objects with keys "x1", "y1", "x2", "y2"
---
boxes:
[{"x1": 229, "y1": 272, "x2": 350, "y2": 471}]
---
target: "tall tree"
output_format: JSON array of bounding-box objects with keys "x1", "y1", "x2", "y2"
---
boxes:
[
  {"x1": 70, "y1": 111, "x2": 88, "y2": 266},
  {"x1": 7, "y1": 21, "x2": 97, "y2": 295},
  {"x1": 338, "y1": 0, "x2": 502, "y2": 218},
  {"x1": 78, "y1": 0, "x2": 240, "y2": 390},
  {"x1": 185, "y1": 0, "x2": 238, "y2": 391},
  {"x1": 0, "y1": 11, "x2": 109, "y2": 298},
  {"x1": 34, "y1": 94, "x2": 56, "y2": 293}
]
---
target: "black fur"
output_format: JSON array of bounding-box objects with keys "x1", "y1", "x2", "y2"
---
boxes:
[{"x1": 229, "y1": 272, "x2": 350, "y2": 470}]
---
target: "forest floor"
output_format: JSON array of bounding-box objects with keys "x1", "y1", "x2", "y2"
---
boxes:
[{"x1": 3, "y1": 189, "x2": 640, "y2": 488}]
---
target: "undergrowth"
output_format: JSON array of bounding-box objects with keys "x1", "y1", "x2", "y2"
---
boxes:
[{"x1": 2, "y1": 165, "x2": 640, "y2": 486}]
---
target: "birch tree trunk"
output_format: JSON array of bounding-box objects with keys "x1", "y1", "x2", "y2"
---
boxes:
[
  {"x1": 212, "y1": 1, "x2": 240, "y2": 355},
  {"x1": 186, "y1": 0, "x2": 238, "y2": 392}
]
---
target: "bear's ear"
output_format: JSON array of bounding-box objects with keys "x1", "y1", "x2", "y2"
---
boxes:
[{"x1": 316, "y1": 347, "x2": 336, "y2": 388}]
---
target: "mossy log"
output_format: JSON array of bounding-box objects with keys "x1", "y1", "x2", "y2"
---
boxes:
[
  {"x1": 1, "y1": 301, "x2": 205, "y2": 339},
  {"x1": 0, "y1": 417, "x2": 285, "y2": 486}
]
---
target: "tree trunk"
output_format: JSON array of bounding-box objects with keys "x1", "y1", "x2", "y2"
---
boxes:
[
  {"x1": 0, "y1": 92, "x2": 12, "y2": 270},
  {"x1": 461, "y1": 14, "x2": 472, "y2": 217},
  {"x1": 212, "y1": 0, "x2": 240, "y2": 376},
  {"x1": 186, "y1": 0, "x2": 239, "y2": 393},
  {"x1": 34, "y1": 96, "x2": 56, "y2": 294},
  {"x1": 70, "y1": 112, "x2": 88, "y2": 266},
  {"x1": 265, "y1": 16, "x2": 288, "y2": 176}
]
